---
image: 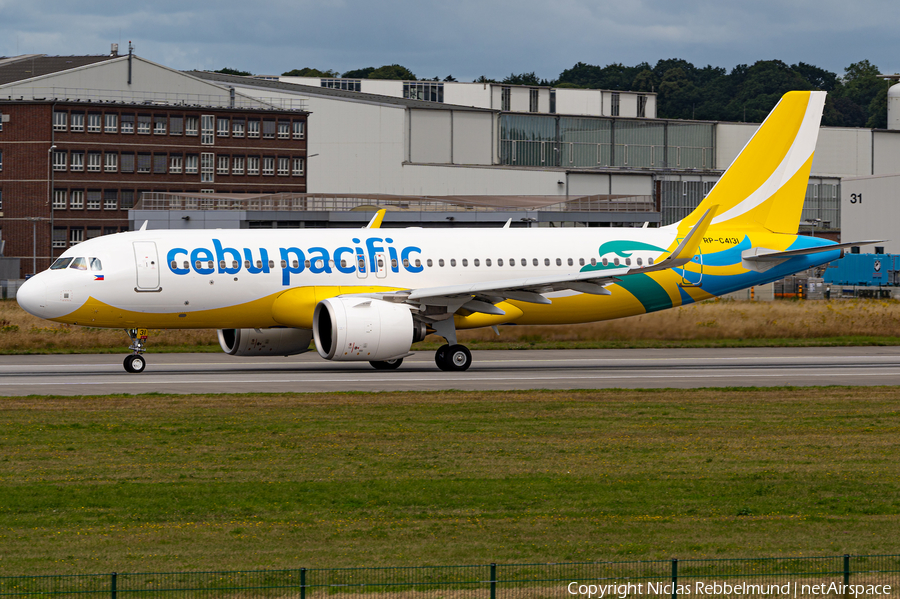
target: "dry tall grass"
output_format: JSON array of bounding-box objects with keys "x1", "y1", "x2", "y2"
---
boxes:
[
  {"x1": 3, "y1": 298, "x2": 900, "y2": 352},
  {"x1": 455, "y1": 298, "x2": 900, "y2": 342},
  {"x1": 0, "y1": 300, "x2": 218, "y2": 351}
]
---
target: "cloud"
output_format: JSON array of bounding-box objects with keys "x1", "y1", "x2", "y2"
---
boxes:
[{"x1": 1, "y1": 0, "x2": 897, "y2": 79}]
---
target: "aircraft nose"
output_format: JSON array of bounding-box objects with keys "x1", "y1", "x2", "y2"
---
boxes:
[{"x1": 16, "y1": 277, "x2": 48, "y2": 318}]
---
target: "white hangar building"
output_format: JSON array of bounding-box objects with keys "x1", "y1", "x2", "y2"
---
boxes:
[{"x1": 192, "y1": 71, "x2": 900, "y2": 236}]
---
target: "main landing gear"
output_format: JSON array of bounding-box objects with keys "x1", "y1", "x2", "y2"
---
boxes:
[
  {"x1": 124, "y1": 328, "x2": 148, "y2": 373},
  {"x1": 434, "y1": 344, "x2": 472, "y2": 371},
  {"x1": 430, "y1": 317, "x2": 472, "y2": 371},
  {"x1": 370, "y1": 358, "x2": 403, "y2": 370}
]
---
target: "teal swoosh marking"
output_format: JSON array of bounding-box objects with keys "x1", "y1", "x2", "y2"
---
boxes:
[
  {"x1": 580, "y1": 240, "x2": 667, "y2": 272},
  {"x1": 614, "y1": 273, "x2": 673, "y2": 312}
]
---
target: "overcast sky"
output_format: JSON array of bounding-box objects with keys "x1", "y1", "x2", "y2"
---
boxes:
[{"x1": 1, "y1": 0, "x2": 898, "y2": 82}]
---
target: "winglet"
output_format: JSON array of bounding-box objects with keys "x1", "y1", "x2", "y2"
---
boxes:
[
  {"x1": 643, "y1": 206, "x2": 717, "y2": 273},
  {"x1": 364, "y1": 209, "x2": 387, "y2": 229}
]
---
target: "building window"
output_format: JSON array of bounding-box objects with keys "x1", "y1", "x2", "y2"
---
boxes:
[
  {"x1": 217, "y1": 155, "x2": 230, "y2": 175},
  {"x1": 262, "y1": 120, "x2": 276, "y2": 139},
  {"x1": 105, "y1": 152, "x2": 117, "y2": 172},
  {"x1": 104, "y1": 113, "x2": 118, "y2": 133},
  {"x1": 637, "y1": 94, "x2": 647, "y2": 118},
  {"x1": 217, "y1": 117, "x2": 229, "y2": 137},
  {"x1": 70, "y1": 228, "x2": 84, "y2": 245},
  {"x1": 71, "y1": 113, "x2": 84, "y2": 132},
  {"x1": 292, "y1": 157, "x2": 304, "y2": 176},
  {"x1": 121, "y1": 190, "x2": 135, "y2": 209},
  {"x1": 501, "y1": 87, "x2": 511, "y2": 111},
  {"x1": 53, "y1": 190, "x2": 67, "y2": 210},
  {"x1": 529, "y1": 88, "x2": 539, "y2": 112},
  {"x1": 53, "y1": 150, "x2": 67, "y2": 171},
  {"x1": 169, "y1": 116, "x2": 183, "y2": 136},
  {"x1": 262, "y1": 156, "x2": 275, "y2": 175},
  {"x1": 70, "y1": 152, "x2": 84, "y2": 172},
  {"x1": 121, "y1": 114, "x2": 135, "y2": 134},
  {"x1": 0, "y1": 149, "x2": 3, "y2": 171},
  {"x1": 137, "y1": 153, "x2": 151, "y2": 173},
  {"x1": 185, "y1": 116, "x2": 198, "y2": 136},
  {"x1": 611, "y1": 92, "x2": 620, "y2": 117},
  {"x1": 201, "y1": 115, "x2": 215, "y2": 145},
  {"x1": 120, "y1": 153, "x2": 135, "y2": 173},
  {"x1": 87, "y1": 113, "x2": 101, "y2": 133},
  {"x1": 277, "y1": 120, "x2": 290, "y2": 139},
  {"x1": 53, "y1": 111, "x2": 67, "y2": 131},
  {"x1": 154, "y1": 115, "x2": 167, "y2": 135},
  {"x1": 170, "y1": 155, "x2": 183, "y2": 174},
  {"x1": 86, "y1": 191, "x2": 101, "y2": 210},
  {"x1": 403, "y1": 81, "x2": 443, "y2": 102},
  {"x1": 53, "y1": 228, "x2": 67, "y2": 248},
  {"x1": 87, "y1": 152, "x2": 101, "y2": 172},
  {"x1": 292, "y1": 121, "x2": 305, "y2": 139},
  {"x1": 137, "y1": 115, "x2": 151, "y2": 134},
  {"x1": 321, "y1": 78, "x2": 361, "y2": 91},
  {"x1": 104, "y1": 190, "x2": 118, "y2": 210},
  {"x1": 277, "y1": 157, "x2": 289, "y2": 175},
  {"x1": 201, "y1": 153, "x2": 214, "y2": 182},
  {"x1": 185, "y1": 154, "x2": 198, "y2": 174},
  {"x1": 246, "y1": 156, "x2": 259, "y2": 175},
  {"x1": 232, "y1": 156, "x2": 245, "y2": 175},
  {"x1": 247, "y1": 119, "x2": 260, "y2": 138},
  {"x1": 232, "y1": 119, "x2": 245, "y2": 138},
  {"x1": 153, "y1": 154, "x2": 167, "y2": 174},
  {"x1": 69, "y1": 190, "x2": 84, "y2": 209},
  {"x1": 550, "y1": 89, "x2": 556, "y2": 114}
]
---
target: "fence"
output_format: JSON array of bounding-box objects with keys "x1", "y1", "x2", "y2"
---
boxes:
[{"x1": 1, "y1": 555, "x2": 897, "y2": 598}]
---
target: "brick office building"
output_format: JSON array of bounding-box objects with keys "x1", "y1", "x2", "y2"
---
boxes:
[{"x1": 0, "y1": 53, "x2": 309, "y2": 278}]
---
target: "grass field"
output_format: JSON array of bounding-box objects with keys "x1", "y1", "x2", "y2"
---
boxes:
[
  {"x1": 4, "y1": 298, "x2": 900, "y2": 353},
  {"x1": 0, "y1": 388, "x2": 898, "y2": 574}
]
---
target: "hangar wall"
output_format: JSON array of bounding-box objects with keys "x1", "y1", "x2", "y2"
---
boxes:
[{"x1": 841, "y1": 174, "x2": 900, "y2": 253}]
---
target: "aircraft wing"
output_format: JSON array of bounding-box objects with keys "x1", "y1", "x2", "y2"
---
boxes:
[{"x1": 371, "y1": 207, "x2": 718, "y2": 315}]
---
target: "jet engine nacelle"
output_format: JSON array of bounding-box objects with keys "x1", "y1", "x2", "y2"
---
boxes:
[
  {"x1": 313, "y1": 297, "x2": 426, "y2": 361},
  {"x1": 217, "y1": 328, "x2": 313, "y2": 356}
]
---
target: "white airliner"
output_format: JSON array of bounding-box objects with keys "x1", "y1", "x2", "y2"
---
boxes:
[{"x1": 17, "y1": 91, "x2": 879, "y2": 373}]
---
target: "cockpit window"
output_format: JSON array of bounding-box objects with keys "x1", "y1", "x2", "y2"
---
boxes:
[
  {"x1": 89, "y1": 258, "x2": 103, "y2": 271},
  {"x1": 69, "y1": 257, "x2": 87, "y2": 271},
  {"x1": 50, "y1": 257, "x2": 73, "y2": 270}
]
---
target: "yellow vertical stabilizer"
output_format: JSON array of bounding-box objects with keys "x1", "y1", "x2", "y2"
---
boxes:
[{"x1": 678, "y1": 91, "x2": 826, "y2": 235}]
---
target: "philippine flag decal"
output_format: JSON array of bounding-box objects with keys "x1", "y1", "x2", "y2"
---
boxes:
[{"x1": 94, "y1": 275, "x2": 105, "y2": 281}]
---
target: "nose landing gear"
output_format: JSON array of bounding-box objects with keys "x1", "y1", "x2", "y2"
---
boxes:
[{"x1": 124, "y1": 328, "x2": 148, "y2": 373}]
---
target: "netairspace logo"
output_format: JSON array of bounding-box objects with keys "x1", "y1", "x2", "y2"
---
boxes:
[
  {"x1": 566, "y1": 581, "x2": 892, "y2": 597},
  {"x1": 166, "y1": 237, "x2": 423, "y2": 285}
]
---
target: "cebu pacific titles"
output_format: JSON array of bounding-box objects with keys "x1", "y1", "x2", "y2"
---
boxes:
[{"x1": 17, "y1": 91, "x2": 880, "y2": 373}]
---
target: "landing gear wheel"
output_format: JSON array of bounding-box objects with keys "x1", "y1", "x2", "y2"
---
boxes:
[
  {"x1": 370, "y1": 358, "x2": 403, "y2": 370},
  {"x1": 124, "y1": 354, "x2": 146, "y2": 373},
  {"x1": 435, "y1": 344, "x2": 472, "y2": 371}
]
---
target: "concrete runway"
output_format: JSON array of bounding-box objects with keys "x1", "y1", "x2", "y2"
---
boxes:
[{"x1": 1, "y1": 347, "x2": 899, "y2": 395}]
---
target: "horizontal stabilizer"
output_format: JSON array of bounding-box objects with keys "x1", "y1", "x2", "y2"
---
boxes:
[{"x1": 741, "y1": 240, "x2": 885, "y2": 272}]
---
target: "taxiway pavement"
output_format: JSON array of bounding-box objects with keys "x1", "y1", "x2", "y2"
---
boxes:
[{"x1": 0, "y1": 347, "x2": 897, "y2": 395}]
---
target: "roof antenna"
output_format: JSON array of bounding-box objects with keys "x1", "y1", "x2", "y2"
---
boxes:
[{"x1": 127, "y1": 41, "x2": 133, "y2": 85}]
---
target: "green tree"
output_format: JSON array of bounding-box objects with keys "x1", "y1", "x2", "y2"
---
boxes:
[
  {"x1": 342, "y1": 67, "x2": 376, "y2": 78},
  {"x1": 474, "y1": 75, "x2": 497, "y2": 83},
  {"x1": 837, "y1": 60, "x2": 890, "y2": 126},
  {"x1": 281, "y1": 67, "x2": 338, "y2": 77},
  {"x1": 502, "y1": 72, "x2": 548, "y2": 86},
  {"x1": 656, "y1": 67, "x2": 700, "y2": 119},
  {"x1": 214, "y1": 67, "x2": 252, "y2": 76},
  {"x1": 368, "y1": 64, "x2": 417, "y2": 80}
]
